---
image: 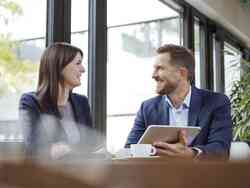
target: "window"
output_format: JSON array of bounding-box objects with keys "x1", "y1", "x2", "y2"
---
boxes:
[
  {"x1": 71, "y1": 0, "x2": 88, "y2": 96},
  {"x1": 194, "y1": 20, "x2": 201, "y2": 88},
  {"x1": 194, "y1": 18, "x2": 207, "y2": 89},
  {"x1": 224, "y1": 43, "x2": 241, "y2": 97},
  {"x1": 107, "y1": 0, "x2": 182, "y2": 152},
  {"x1": 0, "y1": 0, "x2": 46, "y2": 142},
  {"x1": 213, "y1": 34, "x2": 224, "y2": 92}
]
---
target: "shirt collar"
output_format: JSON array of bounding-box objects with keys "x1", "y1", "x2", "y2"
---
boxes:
[{"x1": 165, "y1": 86, "x2": 192, "y2": 109}]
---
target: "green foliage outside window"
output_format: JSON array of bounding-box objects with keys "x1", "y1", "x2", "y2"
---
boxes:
[
  {"x1": 0, "y1": 36, "x2": 38, "y2": 97},
  {"x1": 240, "y1": 0, "x2": 250, "y2": 9},
  {"x1": 231, "y1": 59, "x2": 250, "y2": 141},
  {"x1": 0, "y1": 0, "x2": 22, "y2": 24},
  {"x1": 0, "y1": 0, "x2": 38, "y2": 97}
]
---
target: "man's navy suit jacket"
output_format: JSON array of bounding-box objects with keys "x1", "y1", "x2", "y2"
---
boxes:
[{"x1": 125, "y1": 86, "x2": 232, "y2": 158}]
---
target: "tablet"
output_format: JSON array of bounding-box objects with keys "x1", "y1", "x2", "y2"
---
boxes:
[{"x1": 137, "y1": 125, "x2": 201, "y2": 144}]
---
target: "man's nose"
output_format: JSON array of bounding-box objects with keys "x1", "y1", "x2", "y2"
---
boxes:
[{"x1": 152, "y1": 70, "x2": 157, "y2": 79}]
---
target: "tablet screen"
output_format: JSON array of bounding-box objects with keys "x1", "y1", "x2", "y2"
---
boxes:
[{"x1": 137, "y1": 125, "x2": 201, "y2": 144}]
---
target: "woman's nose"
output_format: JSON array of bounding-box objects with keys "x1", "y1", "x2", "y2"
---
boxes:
[{"x1": 80, "y1": 64, "x2": 85, "y2": 73}]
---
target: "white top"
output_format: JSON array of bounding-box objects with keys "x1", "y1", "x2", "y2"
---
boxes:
[{"x1": 59, "y1": 102, "x2": 81, "y2": 145}]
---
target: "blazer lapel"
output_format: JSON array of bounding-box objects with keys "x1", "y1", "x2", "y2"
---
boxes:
[
  {"x1": 69, "y1": 94, "x2": 80, "y2": 123},
  {"x1": 188, "y1": 86, "x2": 203, "y2": 127},
  {"x1": 158, "y1": 96, "x2": 170, "y2": 125}
]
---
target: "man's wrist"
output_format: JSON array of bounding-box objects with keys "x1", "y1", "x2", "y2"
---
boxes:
[
  {"x1": 191, "y1": 148, "x2": 198, "y2": 157},
  {"x1": 191, "y1": 147, "x2": 203, "y2": 159},
  {"x1": 185, "y1": 147, "x2": 197, "y2": 159}
]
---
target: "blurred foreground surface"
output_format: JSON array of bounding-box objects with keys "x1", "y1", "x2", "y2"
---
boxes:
[{"x1": 1, "y1": 158, "x2": 250, "y2": 188}]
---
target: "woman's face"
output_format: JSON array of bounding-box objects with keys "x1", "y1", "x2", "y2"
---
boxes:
[{"x1": 62, "y1": 52, "x2": 85, "y2": 89}]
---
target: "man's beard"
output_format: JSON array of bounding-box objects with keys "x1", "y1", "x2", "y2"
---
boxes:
[{"x1": 156, "y1": 81, "x2": 178, "y2": 96}]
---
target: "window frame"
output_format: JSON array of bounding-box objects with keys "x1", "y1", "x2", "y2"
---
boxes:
[{"x1": 44, "y1": 0, "x2": 250, "y2": 140}]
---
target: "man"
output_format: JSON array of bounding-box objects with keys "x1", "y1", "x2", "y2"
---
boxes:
[{"x1": 125, "y1": 44, "x2": 232, "y2": 160}]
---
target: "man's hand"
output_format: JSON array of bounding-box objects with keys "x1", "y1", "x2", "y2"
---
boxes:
[{"x1": 153, "y1": 129, "x2": 195, "y2": 159}]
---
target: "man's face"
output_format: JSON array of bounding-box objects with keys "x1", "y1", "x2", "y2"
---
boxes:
[{"x1": 152, "y1": 53, "x2": 181, "y2": 95}]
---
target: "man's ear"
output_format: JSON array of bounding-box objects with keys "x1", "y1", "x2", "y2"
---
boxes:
[{"x1": 179, "y1": 67, "x2": 189, "y2": 80}]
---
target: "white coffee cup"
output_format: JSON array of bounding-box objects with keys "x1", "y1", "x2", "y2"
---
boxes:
[
  {"x1": 130, "y1": 144, "x2": 156, "y2": 157},
  {"x1": 230, "y1": 141, "x2": 250, "y2": 160}
]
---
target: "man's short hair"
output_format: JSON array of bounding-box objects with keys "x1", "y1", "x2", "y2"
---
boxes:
[{"x1": 157, "y1": 44, "x2": 195, "y2": 83}]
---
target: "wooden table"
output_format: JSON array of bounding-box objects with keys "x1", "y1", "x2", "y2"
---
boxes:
[
  {"x1": 1, "y1": 158, "x2": 250, "y2": 188},
  {"x1": 109, "y1": 157, "x2": 250, "y2": 188}
]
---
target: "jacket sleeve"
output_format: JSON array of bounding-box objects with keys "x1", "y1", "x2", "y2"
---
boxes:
[
  {"x1": 125, "y1": 102, "x2": 147, "y2": 148},
  {"x1": 19, "y1": 93, "x2": 40, "y2": 157},
  {"x1": 194, "y1": 95, "x2": 233, "y2": 160}
]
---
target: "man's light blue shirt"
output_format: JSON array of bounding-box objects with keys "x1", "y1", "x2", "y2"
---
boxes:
[
  {"x1": 165, "y1": 86, "x2": 191, "y2": 127},
  {"x1": 165, "y1": 86, "x2": 203, "y2": 154}
]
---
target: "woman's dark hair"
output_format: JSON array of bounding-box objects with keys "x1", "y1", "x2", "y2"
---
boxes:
[
  {"x1": 37, "y1": 42, "x2": 83, "y2": 114},
  {"x1": 157, "y1": 44, "x2": 195, "y2": 83}
]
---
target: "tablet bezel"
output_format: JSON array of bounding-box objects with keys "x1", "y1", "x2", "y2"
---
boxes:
[{"x1": 137, "y1": 125, "x2": 201, "y2": 144}]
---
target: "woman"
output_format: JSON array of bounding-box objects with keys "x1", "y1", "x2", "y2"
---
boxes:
[{"x1": 19, "y1": 42, "x2": 97, "y2": 160}]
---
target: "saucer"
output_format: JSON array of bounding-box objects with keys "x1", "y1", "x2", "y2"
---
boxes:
[{"x1": 113, "y1": 156, "x2": 160, "y2": 160}]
